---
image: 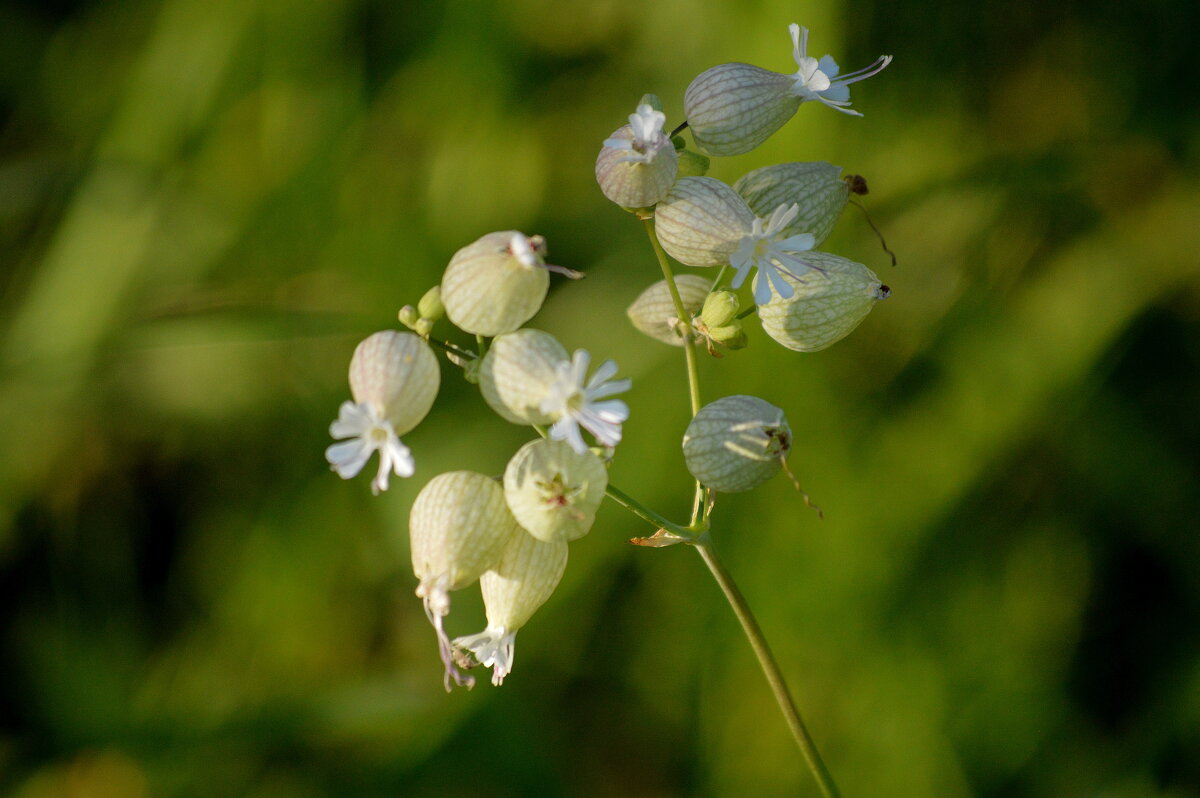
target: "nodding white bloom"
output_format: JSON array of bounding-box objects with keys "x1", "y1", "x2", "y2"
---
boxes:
[
  {"x1": 409, "y1": 471, "x2": 520, "y2": 690},
  {"x1": 453, "y1": 530, "x2": 568, "y2": 686},
  {"x1": 504, "y1": 438, "x2": 608, "y2": 543},
  {"x1": 326, "y1": 331, "x2": 439, "y2": 494},
  {"x1": 539, "y1": 349, "x2": 631, "y2": 455},
  {"x1": 789, "y1": 24, "x2": 892, "y2": 116},
  {"x1": 730, "y1": 204, "x2": 817, "y2": 305},
  {"x1": 596, "y1": 103, "x2": 679, "y2": 208},
  {"x1": 683, "y1": 23, "x2": 891, "y2": 156},
  {"x1": 655, "y1": 177, "x2": 824, "y2": 305}
]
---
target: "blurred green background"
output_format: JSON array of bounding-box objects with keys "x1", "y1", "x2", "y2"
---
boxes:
[{"x1": 2, "y1": 0, "x2": 1198, "y2": 795}]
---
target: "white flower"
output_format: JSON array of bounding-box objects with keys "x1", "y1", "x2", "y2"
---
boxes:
[
  {"x1": 539, "y1": 350, "x2": 631, "y2": 454},
  {"x1": 326, "y1": 400, "x2": 414, "y2": 494},
  {"x1": 730, "y1": 203, "x2": 818, "y2": 304},
  {"x1": 507, "y1": 232, "x2": 544, "y2": 269},
  {"x1": 602, "y1": 103, "x2": 670, "y2": 164},
  {"x1": 789, "y1": 23, "x2": 892, "y2": 116}
]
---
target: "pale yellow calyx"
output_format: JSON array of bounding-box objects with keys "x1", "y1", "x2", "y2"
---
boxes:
[
  {"x1": 734, "y1": 161, "x2": 850, "y2": 247},
  {"x1": 504, "y1": 438, "x2": 607, "y2": 542},
  {"x1": 682, "y1": 395, "x2": 791, "y2": 493},
  {"x1": 348, "y1": 330, "x2": 440, "y2": 436},
  {"x1": 596, "y1": 124, "x2": 679, "y2": 209},
  {"x1": 626, "y1": 274, "x2": 712, "y2": 346},
  {"x1": 441, "y1": 231, "x2": 550, "y2": 336},
  {"x1": 757, "y1": 251, "x2": 889, "y2": 352},
  {"x1": 479, "y1": 329, "x2": 569, "y2": 425}
]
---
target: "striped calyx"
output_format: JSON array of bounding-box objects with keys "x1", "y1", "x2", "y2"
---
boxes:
[
  {"x1": 441, "y1": 231, "x2": 550, "y2": 336},
  {"x1": 596, "y1": 104, "x2": 679, "y2": 209},
  {"x1": 734, "y1": 161, "x2": 850, "y2": 247},
  {"x1": 682, "y1": 395, "x2": 791, "y2": 493},
  {"x1": 626, "y1": 274, "x2": 712, "y2": 346},
  {"x1": 479, "y1": 329, "x2": 569, "y2": 425},
  {"x1": 409, "y1": 471, "x2": 520, "y2": 689},
  {"x1": 504, "y1": 438, "x2": 608, "y2": 543},
  {"x1": 757, "y1": 251, "x2": 889, "y2": 352},
  {"x1": 683, "y1": 63, "x2": 798, "y2": 157},
  {"x1": 453, "y1": 530, "x2": 569, "y2": 685},
  {"x1": 654, "y1": 177, "x2": 755, "y2": 268},
  {"x1": 348, "y1": 330, "x2": 440, "y2": 436}
]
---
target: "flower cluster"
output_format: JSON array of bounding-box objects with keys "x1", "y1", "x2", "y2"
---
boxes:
[{"x1": 325, "y1": 230, "x2": 629, "y2": 688}]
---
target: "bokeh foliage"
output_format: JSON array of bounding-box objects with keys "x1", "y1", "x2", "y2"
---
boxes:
[{"x1": 2, "y1": 0, "x2": 1198, "y2": 796}]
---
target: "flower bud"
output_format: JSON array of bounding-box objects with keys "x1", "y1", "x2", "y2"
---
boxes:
[
  {"x1": 441, "y1": 231, "x2": 550, "y2": 336},
  {"x1": 626, "y1": 274, "x2": 711, "y2": 346},
  {"x1": 398, "y1": 305, "x2": 420, "y2": 329},
  {"x1": 479, "y1": 329, "x2": 569, "y2": 425},
  {"x1": 707, "y1": 323, "x2": 747, "y2": 349},
  {"x1": 654, "y1": 177, "x2": 755, "y2": 268},
  {"x1": 504, "y1": 439, "x2": 608, "y2": 543},
  {"x1": 682, "y1": 395, "x2": 791, "y2": 493},
  {"x1": 596, "y1": 104, "x2": 678, "y2": 209},
  {"x1": 409, "y1": 470, "x2": 521, "y2": 688},
  {"x1": 683, "y1": 63, "x2": 799, "y2": 157},
  {"x1": 700, "y1": 290, "x2": 740, "y2": 328},
  {"x1": 733, "y1": 162, "x2": 850, "y2": 246},
  {"x1": 453, "y1": 530, "x2": 569, "y2": 686},
  {"x1": 757, "y1": 251, "x2": 889, "y2": 352},
  {"x1": 417, "y1": 285, "x2": 445, "y2": 320},
  {"x1": 348, "y1": 330, "x2": 439, "y2": 436}
]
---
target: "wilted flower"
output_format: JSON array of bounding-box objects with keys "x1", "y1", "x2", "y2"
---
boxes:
[
  {"x1": 454, "y1": 530, "x2": 569, "y2": 686},
  {"x1": 682, "y1": 395, "x2": 791, "y2": 493},
  {"x1": 540, "y1": 349, "x2": 631, "y2": 454},
  {"x1": 326, "y1": 331, "x2": 439, "y2": 493}
]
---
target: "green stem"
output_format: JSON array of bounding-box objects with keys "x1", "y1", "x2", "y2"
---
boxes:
[
  {"x1": 603, "y1": 483, "x2": 693, "y2": 538},
  {"x1": 426, "y1": 337, "x2": 476, "y2": 361},
  {"x1": 695, "y1": 543, "x2": 841, "y2": 798},
  {"x1": 642, "y1": 217, "x2": 705, "y2": 524}
]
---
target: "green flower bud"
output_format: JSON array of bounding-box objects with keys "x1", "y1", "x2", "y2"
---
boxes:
[
  {"x1": 626, "y1": 274, "x2": 711, "y2": 347},
  {"x1": 417, "y1": 285, "x2": 444, "y2": 320},
  {"x1": 675, "y1": 148, "x2": 711, "y2": 179},
  {"x1": 504, "y1": 439, "x2": 607, "y2": 543},
  {"x1": 733, "y1": 162, "x2": 850, "y2": 246},
  {"x1": 479, "y1": 329, "x2": 568, "y2": 425},
  {"x1": 757, "y1": 251, "x2": 889, "y2": 352},
  {"x1": 597, "y1": 104, "x2": 678, "y2": 209},
  {"x1": 348, "y1": 330, "x2": 439, "y2": 436},
  {"x1": 441, "y1": 231, "x2": 550, "y2": 336},
  {"x1": 398, "y1": 305, "x2": 421, "y2": 329},
  {"x1": 453, "y1": 530, "x2": 568, "y2": 686},
  {"x1": 682, "y1": 395, "x2": 791, "y2": 493},
  {"x1": 409, "y1": 470, "x2": 521, "y2": 688},
  {"x1": 654, "y1": 177, "x2": 755, "y2": 268},
  {"x1": 700, "y1": 290, "x2": 740, "y2": 328},
  {"x1": 706, "y1": 323, "x2": 747, "y2": 349}
]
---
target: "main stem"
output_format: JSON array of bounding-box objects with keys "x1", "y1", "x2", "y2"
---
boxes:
[
  {"x1": 696, "y1": 543, "x2": 841, "y2": 798},
  {"x1": 639, "y1": 217, "x2": 840, "y2": 797}
]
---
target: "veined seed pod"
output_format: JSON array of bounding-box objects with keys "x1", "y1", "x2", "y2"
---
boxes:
[
  {"x1": 479, "y1": 329, "x2": 569, "y2": 425},
  {"x1": 441, "y1": 231, "x2": 550, "y2": 336},
  {"x1": 654, "y1": 177, "x2": 755, "y2": 268},
  {"x1": 757, "y1": 251, "x2": 889, "y2": 352},
  {"x1": 349, "y1": 330, "x2": 439, "y2": 436},
  {"x1": 410, "y1": 471, "x2": 521, "y2": 689},
  {"x1": 504, "y1": 439, "x2": 608, "y2": 542},
  {"x1": 682, "y1": 395, "x2": 791, "y2": 493},
  {"x1": 596, "y1": 104, "x2": 678, "y2": 209},
  {"x1": 733, "y1": 162, "x2": 850, "y2": 246},
  {"x1": 453, "y1": 530, "x2": 569, "y2": 685},
  {"x1": 626, "y1": 274, "x2": 711, "y2": 346},
  {"x1": 684, "y1": 63, "x2": 799, "y2": 157}
]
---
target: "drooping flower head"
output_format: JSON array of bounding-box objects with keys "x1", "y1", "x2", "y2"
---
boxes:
[
  {"x1": 789, "y1": 24, "x2": 893, "y2": 116},
  {"x1": 326, "y1": 331, "x2": 440, "y2": 494},
  {"x1": 539, "y1": 349, "x2": 631, "y2": 454}
]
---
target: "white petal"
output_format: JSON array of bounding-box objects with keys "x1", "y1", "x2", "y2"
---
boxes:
[
  {"x1": 587, "y1": 378, "x2": 631, "y2": 401},
  {"x1": 326, "y1": 438, "x2": 374, "y2": 479},
  {"x1": 329, "y1": 400, "x2": 374, "y2": 438},
  {"x1": 818, "y1": 54, "x2": 840, "y2": 79},
  {"x1": 777, "y1": 233, "x2": 815, "y2": 253},
  {"x1": 454, "y1": 626, "x2": 517, "y2": 686},
  {"x1": 586, "y1": 358, "x2": 619, "y2": 388}
]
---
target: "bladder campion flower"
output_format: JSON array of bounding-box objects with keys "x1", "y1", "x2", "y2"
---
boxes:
[
  {"x1": 682, "y1": 395, "x2": 791, "y2": 493},
  {"x1": 596, "y1": 102, "x2": 679, "y2": 209},
  {"x1": 441, "y1": 231, "x2": 552, "y2": 336},
  {"x1": 540, "y1": 349, "x2": 631, "y2": 454},
  {"x1": 684, "y1": 23, "x2": 891, "y2": 156},
  {"x1": 326, "y1": 331, "x2": 439, "y2": 494},
  {"x1": 504, "y1": 438, "x2": 608, "y2": 543}
]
